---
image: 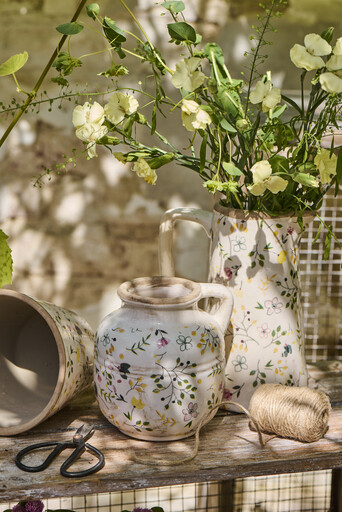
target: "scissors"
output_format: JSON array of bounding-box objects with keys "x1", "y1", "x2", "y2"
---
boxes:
[{"x1": 15, "y1": 424, "x2": 105, "y2": 478}]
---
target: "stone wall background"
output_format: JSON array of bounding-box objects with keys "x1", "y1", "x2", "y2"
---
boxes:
[{"x1": 1, "y1": 0, "x2": 342, "y2": 329}]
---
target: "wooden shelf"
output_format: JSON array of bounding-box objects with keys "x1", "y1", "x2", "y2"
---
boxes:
[{"x1": 1, "y1": 361, "x2": 342, "y2": 503}]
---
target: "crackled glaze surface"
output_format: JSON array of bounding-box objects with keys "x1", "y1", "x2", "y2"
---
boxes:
[{"x1": 209, "y1": 209, "x2": 309, "y2": 409}]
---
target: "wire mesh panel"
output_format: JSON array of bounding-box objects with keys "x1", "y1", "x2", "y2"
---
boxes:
[{"x1": 300, "y1": 188, "x2": 342, "y2": 362}]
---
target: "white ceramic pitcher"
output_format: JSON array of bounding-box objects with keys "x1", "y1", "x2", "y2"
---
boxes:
[{"x1": 94, "y1": 276, "x2": 233, "y2": 440}]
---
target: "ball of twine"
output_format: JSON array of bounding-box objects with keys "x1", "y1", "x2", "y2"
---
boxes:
[{"x1": 249, "y1": 383, "x2": 331, "y2": 442}]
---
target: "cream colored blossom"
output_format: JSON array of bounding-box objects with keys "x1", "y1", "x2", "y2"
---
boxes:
[
  {"x1": 249, "y1": 80, "x2": 281, "y2": 112},
  {"x1": 104, "y1": 92, "x2": 139, "y2": 125},
  {"x1": 171, "y1": 57, "x2": 205, "y2": 92},
  {"x1": 314, "y1": 148, "x2": 337, "y2": 184},
  {"x1": 72, "y1": 101, "x2": 108, "y2": 158},
  {"x1": 333, "y1": 37, "x2": 342, "y2": 55},
  {"x1": 290, "y1": 34, "x2": 331, "y2": 71},
  {"x1": 181, "y1": 99, "x2": 211, "y2": 132},
  {"x1": 132, "y1": 157, "x2": 157, "y2": 185},
  {"x1": 319, "y1": 71, "x2": 342, "y2": 93},
  {"x1": 248, "y1": 160, "x2": 288, "y2": 196}
]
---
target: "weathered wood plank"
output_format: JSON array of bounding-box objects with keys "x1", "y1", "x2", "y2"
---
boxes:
[{"x1": 1, "y1": 361, "x2": 341, "y2": 502}]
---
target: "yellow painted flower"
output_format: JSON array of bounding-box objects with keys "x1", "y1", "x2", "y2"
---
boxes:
[
  {"x1": 132, "y1": 157, "x2": 157, "y2": 185},
  {"x1": 277, "y1": 250, "x2": 287, "y2": 264},
  {"x1": 248, "y1": 160, "x2": 288, "y2": 196},
  {"x1": 131, "y1": 396, "x2": 145, "y2": 409},
  {"x1": 171, "y1": 57, "x2": 205, "y2": 92},
  {"x1": 290, "y1": 34, "x2": 331, "y2": 71},
  {"x1": 314, "y1": 148, "x2": 337, "y2": 184},
  {"x1": 250, "y1": 79, "x2": 281, "y2": 112}
]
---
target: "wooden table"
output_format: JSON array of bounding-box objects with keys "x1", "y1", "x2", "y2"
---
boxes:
[{"x1": 1, "y1": 361, "x2": 342, "y2": 509}]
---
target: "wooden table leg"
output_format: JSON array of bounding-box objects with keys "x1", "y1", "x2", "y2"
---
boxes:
[
  {"x1": 330, "y1": 469, "x2": 342, "y2": 512},
  {"x1": 218, "y1": 479, "x2": 235, "y2": 512}
]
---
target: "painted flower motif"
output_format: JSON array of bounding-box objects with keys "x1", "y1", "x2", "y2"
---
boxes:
[
  {"x1": 72, "y1": 101, "x2": 108, "y2": 158},
  {"x1": 287, "y1": 226, "x2": 294, "y2": 235},
  {"x1": 224, "y1": 267, "x2": 233, "y2": 280},
  {"x1": 104, "y1": 92, "x2": 139, "y2": 125},
  {"x1": 118, "y1": 362, "x2": 131, "y2": 379},
  {"x1": 314, "y1": 148, "x2": 337, "y2": 183},
  {"x1": 264, "y1": 297, "x2": 283, "y2": 315},
  {"x1": 157, "y1": 336, "x2": 169, "y2": 349},
  {"x1": 176, "y1": 334, "x2": 193, "y2": 351},
  {"x1": 131, "y1": 396, "x2": 146, "y2": 409},
  {"x1": 171, "y1": 57, "x2": 205, "y2": 92},
  {"x1": 223, "y1": 388, "x2": 232, "y2": 401},
  {"x1": 182, "y1": 402, "x2": 199, "y2": 421},
  {"x1": 257, "y1": 323, "x2": 271, "y2": 338},
  {"x1": 290, "y1": 33, "x2": 331, "y2": 71},
  {"x1": 181, "y1": 99, "x2": 211, "y2": 132},
  {"x1": 132, "y1": 157, "x2": 157, "y2": 185},
  {"x1": 232, "y1": 355, "x2": 248, "y2": 372},
  {"x1": 248, "y1": 160, "x2": 288, "y2": 196},
  {"x1": 249, "y1": 79, "x2": 281, "y2": 112},
  {"x1": 277, "y1": 250, "x2": 287, "y2": 264},
  {"x1": 100, "y1": 332, "x2": 111, "y2": 346},
  {"x1": 233, "y1": 236, "x2": 247, "y2": 252}
]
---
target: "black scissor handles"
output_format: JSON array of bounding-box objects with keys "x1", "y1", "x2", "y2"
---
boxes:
[{"x1": 15, "y1": 425, "x2": 105, "y2": 478}]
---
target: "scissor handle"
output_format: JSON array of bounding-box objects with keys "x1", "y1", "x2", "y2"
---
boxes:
[
  {"x1": 60, "y1": 442, "x2": 105, "y2": 478},
  {"x1": 15, "y1": 441, "x2": 75, "y2": 473}
]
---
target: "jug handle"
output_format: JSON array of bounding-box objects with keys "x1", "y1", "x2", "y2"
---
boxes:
[
  {"x1": 199, "y1": 283, "x2": 234, "y2": 335},
  {"x1": 159, "y1": 207, "x2": 213, "y2": 276}
]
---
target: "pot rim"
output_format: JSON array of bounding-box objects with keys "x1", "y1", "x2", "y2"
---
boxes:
[
  {"x1": 118, "y1": 276, "x2": 202, "y2": 307},
  {"x1": 214, "y1": 202, "x2": 315, "y2": 221}
]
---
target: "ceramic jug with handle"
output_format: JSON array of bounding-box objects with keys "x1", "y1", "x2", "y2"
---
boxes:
[{"x1": 94, "y1": 276, "x2": 233, "y2": 440}]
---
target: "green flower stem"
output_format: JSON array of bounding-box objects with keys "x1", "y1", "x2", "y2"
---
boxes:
[{"x1": 0, "y1": 0, "x2": 88, "y2": 148}]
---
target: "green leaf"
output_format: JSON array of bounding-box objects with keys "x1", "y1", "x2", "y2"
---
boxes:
[
  {"x1": 103, "y1": 17, "x2": 126, "y2": 58},
  {"x1": 0, "y1": 51, "x2": 28, "y2": 76},
  {"x1": 162, "y1": 1, "x2": 185, "y2": 12},
  {"x1": 86, "y1": 3, "x2": 100, "y2": 19},
  {"x1": 321, "y1": 26, "x2": 334, "y2": 43},
  {"x1": 199, "y1": 132, "x2": 207, "y2": 174},
  {"x1": 293, "y1": 172, "x2": 319, "y2": 188},
  {"x1": 0, "y1": 230, "x2": 13, "y2": 288},
  {"x1": 167, "y1": 22, "x2": 197, "y2": 42},
  {"x1": 56, "y1": 22, "x2": 84, "y2": 35},
  {"x1": 216, "y1": 85, "x2": 239, "y2": 117},
  {"x1": 324, "y1": 227, "x2": 333, "y2": 260},
  {"x1": 220, "y1": 118, "x2": 237, "y2": 133},
  {"x1": 222, "y1": 162, "x2": 242, "y2": 176}
]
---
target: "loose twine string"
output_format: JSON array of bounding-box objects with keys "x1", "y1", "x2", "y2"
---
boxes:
[{"x1": 131, "y1": 384, "x2": 331, "y2": 466}]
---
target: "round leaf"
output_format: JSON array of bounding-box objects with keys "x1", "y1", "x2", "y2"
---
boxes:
[
  {"x1": 167, "y1": 22, "x2": 197, "y2": 43},
  {"x1": 0, "y1": 51, "x2": 28, "y2": 76},
  {"x1": 56, "y1": 22, "x2": 84, "y2": 35},
  {"x1": 162, "y1": 1, "x2": 185, "y2": 12},
  {"x1": 86, "y1": 3, "x2": 100, "y2": 19}
]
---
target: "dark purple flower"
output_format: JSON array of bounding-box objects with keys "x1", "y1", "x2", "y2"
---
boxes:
[
  {"x1": 132, "y1": 508, "x2": 153, "y2": 512},
  {"x1": 25, "y1": 501, "x2": 45, "y2": 512},
  {"x1": 12, "y1": 505, "x2": 26, "y2": 512}
]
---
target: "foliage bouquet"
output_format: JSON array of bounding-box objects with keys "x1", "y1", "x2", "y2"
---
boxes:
[{"x1": 62, "y1": 0, "x2": 342, "y2": 256}]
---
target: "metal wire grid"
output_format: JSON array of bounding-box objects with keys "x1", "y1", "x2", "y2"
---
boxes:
[
  {"x1": 4, "y1": 481, "x2": 222, "y2": 512},
  {"x1": 232, "y1": 470, "x2": 332, "y2": 512},
  {"x1": 300, "y1": 188, "x2": 342, "y2": 362}
]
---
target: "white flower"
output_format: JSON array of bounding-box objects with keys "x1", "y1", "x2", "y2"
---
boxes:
[
  {"x1": 319, "y1": 72, "x2": 342, "y2": 93},
  {"x1": 72, "y1": 101, "x2": 108, "y2": 158},
  {"x1": 132, "y1": 157, "x2": 157, "y2": 185},
  {"x1": 171, "y1": 57, "x2": 205, "y2": 92},
  {"x1": 104, "y1": 92, "x2": 139, "y2": 125},
  {"x1": 290, "y1": 33, "x2": 331, "y2": 71},
  {"x1": 333, "y1": 37, "x2": 342, "y2": 56},
  {"x1": 314, "y1": 148, "x2": 337, "y2": 184},
  {"x1": 248, "y1": 160, "x2": 288, "y2": 196},
  {"x1": 249, "y1": 80, "x2": 281, "y2": 112},
  {"x1": 181, "y1": 99, "x2": 211, "y2": 132}
]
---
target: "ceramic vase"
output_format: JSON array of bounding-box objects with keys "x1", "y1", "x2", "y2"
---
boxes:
[
  {"x1": 0, "y1": 289, "x2": 94, "y2": 435},
  {"x1": 159, "y1": 204, "x2": 312, "y2": 410},
  {"x1": 94, "y1": 276, "x2": 233, "y2": 440}
]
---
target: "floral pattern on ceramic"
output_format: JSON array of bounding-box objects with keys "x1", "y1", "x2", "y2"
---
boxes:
[
  {"x1": 94, "y1": 277, "x2": 233, "y2": 441},
  {"x1": 36, "y1": 300, "x2": 94, "y2": 410},
  {"x1": 159, "y1": 205, "x2": 312, "y2": 411}
]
